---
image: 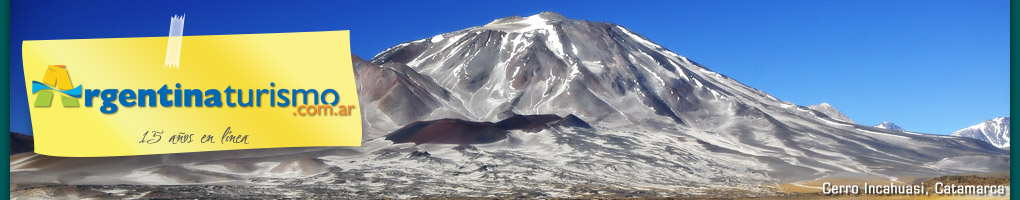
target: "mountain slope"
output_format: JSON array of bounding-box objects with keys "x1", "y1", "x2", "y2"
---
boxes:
[
  {"x1": 952, "y1": 117, "x2": 1010, "y2": 148},
  {"x1": 353, "y1": 56, "x2": 472, "y2": 139}
]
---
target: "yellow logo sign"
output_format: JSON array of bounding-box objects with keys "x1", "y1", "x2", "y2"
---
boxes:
[{"x1": 22, "y1": 31, "x2": 362, "y2": 157}]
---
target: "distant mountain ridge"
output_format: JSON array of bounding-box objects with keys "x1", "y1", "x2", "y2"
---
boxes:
[
  {"x1": 952, "y1": 117, "x2": 1010, "y2": 148},
  {"x1": 9, "y1": 132, "x2": 33, "y2": 155},
  {"x1": 807, "y1": 103, "x2": 854, "y2": 123},
  {"x1": 874, "y1": 122, "x2": 905, "y2": 132}
]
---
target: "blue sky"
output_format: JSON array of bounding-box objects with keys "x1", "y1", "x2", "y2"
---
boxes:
[{"x1": 10, "y1": 0, "x2": 1009, "y2": 135}]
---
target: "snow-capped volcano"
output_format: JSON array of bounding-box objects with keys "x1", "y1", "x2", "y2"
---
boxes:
[
  {"x1": 10, "y1": 12, "x2": 1010, "y2": 198},
  {"x1": 371, "y1": 11, "x2": 792, "y2": 129},
  {"x1": 874, "y1": 122, "x2": 905, "y2": 132},
  {"x1": 368, "y1": 12, "x2": 1008, "y2": 182},
  {"x1": 952, "y1": 117, "x2": 1010, "y2": 148}
]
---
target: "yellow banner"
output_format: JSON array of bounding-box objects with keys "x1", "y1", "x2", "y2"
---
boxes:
[{"x1": 22, "y1": 31, "x2": 362, "y2": 157}]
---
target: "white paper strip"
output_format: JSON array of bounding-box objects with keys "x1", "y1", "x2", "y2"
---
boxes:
[{"x1": 164, "y1": 14, "x2": 185, "y2": 68}]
